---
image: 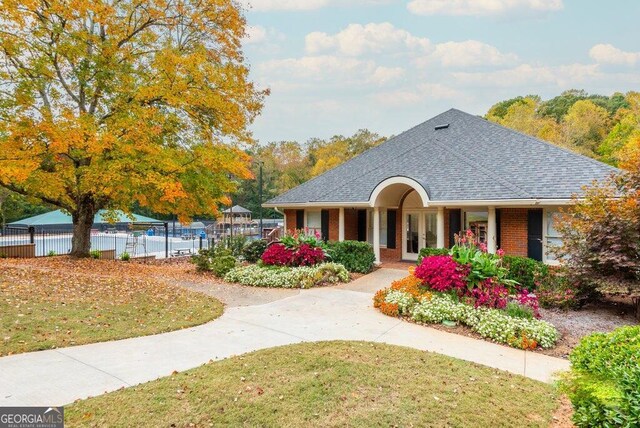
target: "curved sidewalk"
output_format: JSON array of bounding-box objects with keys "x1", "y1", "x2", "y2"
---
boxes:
[{"x1": 0, "y1": 269, "x2": 569, "y2": 407}]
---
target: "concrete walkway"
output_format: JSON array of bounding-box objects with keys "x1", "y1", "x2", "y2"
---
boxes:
[{"x1": 0, "y1": 269, "x2": 570, "y2": 407}]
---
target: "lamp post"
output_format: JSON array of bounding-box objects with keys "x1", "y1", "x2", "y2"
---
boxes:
[{"x1": 258, "y1": 161, "x2": 263, "y2": 239}]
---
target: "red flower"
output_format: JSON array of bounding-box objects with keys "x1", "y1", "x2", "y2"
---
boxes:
[
  {"x1": 414, "y1": 255, "x2": 468, "y2": 292},
  {"x1": 261, "y1": 244, "x2": 295, "y2": 266}
]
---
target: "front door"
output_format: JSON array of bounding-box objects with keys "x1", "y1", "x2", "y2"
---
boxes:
[{"x1": 403, "y1": 211, "x2": 439, "y2": 260}]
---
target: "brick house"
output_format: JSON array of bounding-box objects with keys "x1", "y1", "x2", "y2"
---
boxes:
[{"x1": 263, "y1": 109, "x2": 617, "y2": 264}]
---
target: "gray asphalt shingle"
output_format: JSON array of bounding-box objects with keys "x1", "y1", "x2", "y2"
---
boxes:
[{"x1": 265, "y1": 108, "x2": 618, "y2": 205}]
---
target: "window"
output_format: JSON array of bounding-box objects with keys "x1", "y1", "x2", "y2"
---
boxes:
[
  {"x1": 425, "y1": 212, "x2": 437, "y2": 248},
  {"x1": 465, "y1": 211, "x2": 488, "y2": 243},
  {"x1": 306, "y1": 211, "x2": 321, "y2": 234},
  {"x1": 367, "y1": 209, "x2": 388, "y2": 246},
  {"x1": 545, "y1": 210, "x2": 563, "y2": 262}
]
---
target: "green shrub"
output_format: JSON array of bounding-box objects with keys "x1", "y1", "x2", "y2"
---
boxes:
[
  {"x1": 242, "y1": 240, "x2": 267, "y2": 263},
  {"x1": 218, "y1": 235, "x2": 247, "y2": 258},
  {"x1": 561, "y1": 326, "x2": 640, "y2": 427},
  {"x1": 502, "y1": 255, "x2": 549, "y2": 291},
  {"x1": 326, "y1": 240, "x2": 375, "y2": 273},
  {"x1": 417, "y1": 247, "x2": 449, "y2": 263},
  {"x1": 120, "y1": 252, "x2": 130, "y2": 261},
  {"x1": 224, "y1": 263, "x2": 349, "y2": 289},
  {"x1": 504, "y1": 301, "x2": 535, "y2": 320},
  {"x1": 191, "y1": 245, "x2": 237, "y2": 277},
  {"x1": 47, "y1": 250, "x2": 57, "y2": 257},
  {"x1": 89, "y1": 250, "x2": 101, "y2": 259}
]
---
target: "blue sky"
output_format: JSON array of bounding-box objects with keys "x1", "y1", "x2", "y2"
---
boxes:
[{"x1": 239, "y1": 0, "x2": 640, "y2": 143}]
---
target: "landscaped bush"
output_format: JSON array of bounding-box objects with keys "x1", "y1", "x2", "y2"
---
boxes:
[
  {"x1": 261, "y1": 243, "x2": 295, "y2": 266},
  {"x1": 191, "y1": 245, "x2": 237, "y2": 277},
  {"x1": 502, "y1": 255, "x2": 549, "y2": 291},
  {"x1": 561, "y1": 326, "x2": 640, "y2": 427},
  {"x1": 242, "y1": 239, "x2": 268, "y2": 263},
  {"x1": 417, "y1": 247, "x2": 450, "y2": 263},
  {"x1": 536, "y1": 269, "x2": 582, "y2": 309},
  {"x1": 376, "y1": 289, "x2": 558, "y2": 350},
  {"x1": 414, "y1": 255, "x2": 468, "y2": 293},
  {"x1": 262, "y1": 230, "x2": 326, "y2": 267},
  {"x1": 325, "y1": 240, "x2": 375, "y2": 273},
  {"x1": 224, "y1": 263, "x2": 349, "y2": 288}
]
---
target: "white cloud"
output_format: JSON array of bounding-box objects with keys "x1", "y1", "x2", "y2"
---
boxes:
[
  {"x1": 589, "y1": 44, "x2": 640, "y2": 66},
  {"x1": 306, "y1": 23, "x2": 430, "y2": 56},
  {"x1": 240, "y1": 0, "x2": 393, "y2": 12},
  {"x1": 243, "y1": 25, "x2": 268, "y2": 44},
  {"x1": 452, "y1": 63, "x2": 601, "y2": 87},
  {"x1": 429, "y1": 40, "x2": 518, "y2": 67},
  {"x1": 369, "y1": 66, "x2": 405, "y2": 85},
  {"x1": 407, "y1": 0, "x2": 563, "y2": 16},
  {"x1": 257, "y1": 55, "x2": 375, "y2": 81},
  {"x1": 372, "y1": 83, "x2": 464, "y2": 106},
  {"x1": 240, "y1": 0, "x2": 329, "y2": 12}
]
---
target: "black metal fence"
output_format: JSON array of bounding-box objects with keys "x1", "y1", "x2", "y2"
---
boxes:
[{"x1": 0, "y1": 225, "x2": 210, "y2": 259}]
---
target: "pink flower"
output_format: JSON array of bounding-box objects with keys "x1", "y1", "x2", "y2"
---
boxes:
[
  {"x1": 496, "y1": 249, "x2": 505, "y2": 257},
  {"x1": 479, "y1": 243, "x2": 488, "y2": 253},
  {"x1": 315, "y1": 230, "x2": 321, "y2": 239}
]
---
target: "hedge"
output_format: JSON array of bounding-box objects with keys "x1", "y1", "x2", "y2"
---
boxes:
[
  {"x1": 561, "y1": 326, "x2": 640, "y2": 427},
  {"x1": 502, "y1": 255, "x2": 549, "y2": 291},
  {"x1": 325, "y1": 240, "x2": 375, "y2": 273},
  {"x1": 417, "y1": 247, "x2": 450, "y2": 264}
]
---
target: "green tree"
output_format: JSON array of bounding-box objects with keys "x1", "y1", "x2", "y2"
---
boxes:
[{"x1": 561, "y1": 100, "x2": 610, "y2": 154}]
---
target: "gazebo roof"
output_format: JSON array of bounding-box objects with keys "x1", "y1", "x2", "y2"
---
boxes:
[{"x1": 222, "y1": 205, "x2": 252, "y2": 214}]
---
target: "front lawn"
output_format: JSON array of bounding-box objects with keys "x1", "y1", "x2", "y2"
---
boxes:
[
  {"x1": 0, "y1": 258, "x2": 223, "y2": 356},
  {"x1": 66, "y1": 341, "x2": 559, "y2": 427}
]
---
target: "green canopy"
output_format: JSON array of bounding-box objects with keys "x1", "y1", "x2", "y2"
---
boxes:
[{"x1": 9, "y1": 210, "x2": 162, "y2": 227}]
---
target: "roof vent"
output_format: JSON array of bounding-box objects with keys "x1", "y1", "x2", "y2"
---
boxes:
[{"x1": 434, "y1": 124, "x2": 450, "y2": 130}]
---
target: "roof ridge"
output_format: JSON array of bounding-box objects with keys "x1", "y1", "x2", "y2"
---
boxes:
[
  {"x1": 430, "y1": 136, "x2": 532, "y2": 199},
  {"x1": 267, "y1": 110, "x2": 456, "y2": 204},
  {"x1": 457, "y1": 110, "x2": 620, "y2": 173}
]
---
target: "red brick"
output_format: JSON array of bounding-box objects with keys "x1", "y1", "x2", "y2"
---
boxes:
[{"x1": 499, "y1": 208, "x2": 528, "y2": 257}]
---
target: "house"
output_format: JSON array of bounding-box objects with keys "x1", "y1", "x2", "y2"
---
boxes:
[{"x1": 263, "y1": 109, "x2": 617, "y2": 264}]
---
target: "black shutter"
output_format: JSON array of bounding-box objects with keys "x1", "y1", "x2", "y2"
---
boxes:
[
  {"x1": 387, "y1": 210, "x2": 397, "y2": 249},
  {"x1": 496, "y1": 209, "x2": 502, "y2": 250},
  {"x1": 296, "y1": 210, "x2": 304, "y2": 229},
  {"x1": 321, "y1": 210, "x2": 330, "y2": 241},
  {"x1": 527, "y1": 209, "x2": 543, "y2": 261},
  {"x1": 357, "y1": 209, "x2": 367, "y2": 242},
  {"x1": 448, "y1": 209, "x2": 461, "y2": 248}
]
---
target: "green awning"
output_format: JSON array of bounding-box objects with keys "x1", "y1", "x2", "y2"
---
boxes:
[{"x1": 9, "y1": 209, "x2": 162, "y2": 226}]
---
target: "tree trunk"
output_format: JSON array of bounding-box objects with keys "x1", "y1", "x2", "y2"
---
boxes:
[{"x1": 70, "y1": 200, "x2": 97, "y2": 257}]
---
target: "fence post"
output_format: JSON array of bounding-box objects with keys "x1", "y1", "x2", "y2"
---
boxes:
[
  {"x1": 164, "y1": 222, "x2": 169, "y2": 259},
  {"x1": 199, "y1": 236, "x2": 203, "y2": 250},
  {"x1": 28, "y1": 226, "x2": 35, "y2": 244}
]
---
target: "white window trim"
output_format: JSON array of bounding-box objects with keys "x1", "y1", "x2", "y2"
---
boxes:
[{"x1": 543, "y1": 207, "x2": 562, "y2": 265}]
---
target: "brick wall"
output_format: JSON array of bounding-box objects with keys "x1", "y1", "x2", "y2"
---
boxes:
[
  {"x1": 500, "y1": 208, "x2": 528, "y2": 257},
  {"x1": 380, "y1": 207, "x2": 402, "y2": 262},
  {"x1": 284, "y1": 209, "x2": 297, "y2": 233},
  {"x1": 344, "y1": 209, "x2": 359, "y2": 240}
]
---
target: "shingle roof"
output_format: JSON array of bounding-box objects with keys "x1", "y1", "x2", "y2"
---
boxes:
[{"x1": 265, "y1": 108, "x2": 619, "y2": 206}]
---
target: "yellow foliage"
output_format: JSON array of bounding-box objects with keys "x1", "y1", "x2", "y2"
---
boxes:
[{"x1": 0, "y1": 0, "x2": 266, "y2": 254}]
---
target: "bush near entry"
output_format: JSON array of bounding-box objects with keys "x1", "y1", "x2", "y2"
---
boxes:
[
  {"x1": 502, "y1": 255, "x2": 549, "y2": 292},
  {"x1": 325, "y1": 240, "x2": 375, "y2": 273},
  {"x1": 561, "y1": 326, "x2": 640, "y2": 427}
]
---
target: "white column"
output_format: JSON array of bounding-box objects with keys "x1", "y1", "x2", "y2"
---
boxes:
[
  {"x1": 373, "y1": 207, "x2": 381, "y2": 265},
  {"x1": 437, "y1": 207, "x2": 445, "y2": 248},
  {"x1": 487, "y1": 206, "x2": 497, "y2": 254},
  {"x1": 338, "y1": 208, "x2": 345, "y2": 241}
]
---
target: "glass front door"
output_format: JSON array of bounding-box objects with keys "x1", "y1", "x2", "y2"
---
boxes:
[{"x1": 403, "y1": 211, "x2": 438, "y2": 260}]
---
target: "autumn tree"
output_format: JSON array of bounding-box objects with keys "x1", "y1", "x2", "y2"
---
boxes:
[
  {"x1": 0, "y1": 0, "x2": 266, "y2": 256},
  {"x1": 558, "y1": 134, "x2": 640, "y2": 318},
  {"x1": 598, "y1": 92, "x2": 640, "y2": 165},
  {"x1": 308, "y1": 129, "x2": 386, "y2": 177},
  {"x1": 561, "y1": 100, "x2": 610, "y2": 154}
]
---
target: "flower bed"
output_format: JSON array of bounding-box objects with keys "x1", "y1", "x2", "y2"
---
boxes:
[
  {"x1": 224, "y1": 263, "x2": 349, "y2": 289},
  {"x1": 373, "y1": 230, "x2": 559, "y2": 350}
]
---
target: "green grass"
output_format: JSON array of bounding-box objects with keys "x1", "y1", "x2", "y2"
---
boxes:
[
  {"x1": 66, "y1": 341, "x2": 559, "y2": 427},
  {"x1": 0, "y1": 259, "x2": 223, "y2": 355}
]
